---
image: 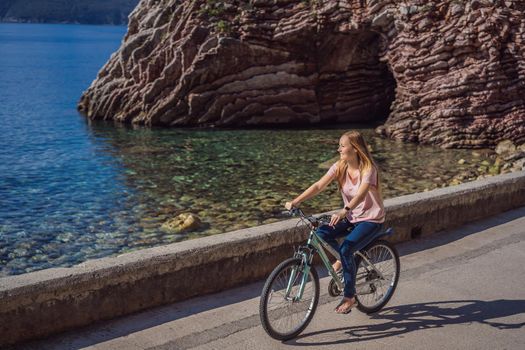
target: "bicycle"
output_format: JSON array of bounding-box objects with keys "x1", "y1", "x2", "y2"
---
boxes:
[{"x1": 259, "y1": 208, "x2": 400, "y2": 341}]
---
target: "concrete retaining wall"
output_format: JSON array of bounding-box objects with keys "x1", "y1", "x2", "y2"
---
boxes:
[{"x1": 1, "y1": 171, "x2": 524, "y2": 346}]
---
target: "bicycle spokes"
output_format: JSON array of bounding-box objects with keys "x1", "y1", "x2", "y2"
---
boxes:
[
  {"x1": 355, "y1": 241, "x2": 400, "y2": 312},
  {"x1": 260, "y1": 258, "x2": 320, "y2": 340}
]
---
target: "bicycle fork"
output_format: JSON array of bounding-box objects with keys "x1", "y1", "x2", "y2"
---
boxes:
[{"x1": 285, "y1": 249, "x2": 313, "y2": 301}]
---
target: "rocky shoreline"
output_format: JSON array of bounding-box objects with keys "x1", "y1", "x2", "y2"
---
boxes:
[
  {"x1": 6, "y1": 124, "x2": 519, "y2": 276},
  {"x1": 160, "y1": 139, "x2": 525, "y2": 235},
  {"x1": 0, "y1": 128, "x2": 525, "y2": 276},
  {"x1": 446, "y1": 139, "x2": 525, "y2": 186}
]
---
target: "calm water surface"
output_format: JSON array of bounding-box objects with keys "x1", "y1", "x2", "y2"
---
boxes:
[{"x1": 0, "y1": 24, "x2": 493, "y2": 276}]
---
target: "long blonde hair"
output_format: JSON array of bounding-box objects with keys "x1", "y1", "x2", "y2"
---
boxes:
[{"x1": 334, "y1": 131, "x2": 381, "y2": 193}]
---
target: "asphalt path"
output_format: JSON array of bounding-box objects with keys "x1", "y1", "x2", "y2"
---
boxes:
[{"x1": 12, "y1": 207, "x2": 525, "y2": 350}]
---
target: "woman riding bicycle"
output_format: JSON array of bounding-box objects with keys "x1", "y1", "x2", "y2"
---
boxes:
[{"x1": 285, "y1": 130, "x2": 385, "y2": 314}]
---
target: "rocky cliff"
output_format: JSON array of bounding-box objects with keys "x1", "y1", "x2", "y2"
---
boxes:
[
  {"x1": 0, "y1": 0, "x2": 138, "y2": 25},
  {"x1": 78, "y1": 0, "x2": 525, "y2": 148}
]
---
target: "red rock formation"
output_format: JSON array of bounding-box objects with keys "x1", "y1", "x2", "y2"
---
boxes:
[{"x1": 78, "y1": 0, "x2": 525, "y2": 148}]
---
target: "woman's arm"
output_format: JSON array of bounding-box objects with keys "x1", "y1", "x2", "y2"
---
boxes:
[
  {"x1": 329, "y1": 177, "x2": 371, "y2": 226},
  {"x1": 345, "y1": 181, "x2": 370, "y2": 211},
  {"x1": 285, "y1": 172, "x2": 335, "y2": 210}
]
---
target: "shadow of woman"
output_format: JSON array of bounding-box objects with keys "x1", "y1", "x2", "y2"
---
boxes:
[{"x1": 289, "y1": 299, "x2": 525, "y2": 346}]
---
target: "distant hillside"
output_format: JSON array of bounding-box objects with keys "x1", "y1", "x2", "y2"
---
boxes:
[{"x1": 0, "y1": 0, "x2": 139, "y2": 25}]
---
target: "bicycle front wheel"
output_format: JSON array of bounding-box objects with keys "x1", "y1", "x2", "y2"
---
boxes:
[
  {"x1": 355, "y1": 240, "x2": 400, "y2": 314},
  {"x1": 259, "y1": 257, "x2": 320, "y2": 341}
]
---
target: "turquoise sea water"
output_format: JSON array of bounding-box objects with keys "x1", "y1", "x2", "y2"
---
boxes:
[
  {"x1": 0, "y1": 23, "x2": 131, "y2": 275},
  {"x1": 0, "y1": 23, "x2": 493, "y2": 276}
]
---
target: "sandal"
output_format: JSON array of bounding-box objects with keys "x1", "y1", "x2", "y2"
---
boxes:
[{"x1": 335, "y1": 298, "x2": 358, "y2": 314}]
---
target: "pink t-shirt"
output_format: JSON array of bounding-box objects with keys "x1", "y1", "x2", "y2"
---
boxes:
[{"x1": 326, "y1": 163, "x2": 385, "y2": 224}]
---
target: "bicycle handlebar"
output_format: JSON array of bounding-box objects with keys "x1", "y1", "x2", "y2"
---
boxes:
[{"x1": 283, "y1": 207, "x2": 331, "y2": 228}]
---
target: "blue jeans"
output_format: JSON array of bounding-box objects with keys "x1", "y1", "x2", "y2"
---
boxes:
[{"x1": 317, "y1": 220, "x2": 383, "y2": 298}]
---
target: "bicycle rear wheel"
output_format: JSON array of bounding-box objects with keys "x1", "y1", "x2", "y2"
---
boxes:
[
  {"x1": 355, "y1": 240, "x2": 400, "y2": 314},
  {"x1": 259, "y1": 257, "x2": 319, "y2": 340}
]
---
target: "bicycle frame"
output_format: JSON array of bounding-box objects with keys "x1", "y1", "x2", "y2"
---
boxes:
[
  {"x1": 287, "y1": 226, "x2": 387, "y2": 300},
  {"x1": 285, "y1": 228, "x2": 340, "y2": 300}
]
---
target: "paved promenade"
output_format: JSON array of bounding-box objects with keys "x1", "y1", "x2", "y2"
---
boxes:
[{"x1": 12, "y1": 207, "x2": 525, "y2": 350}]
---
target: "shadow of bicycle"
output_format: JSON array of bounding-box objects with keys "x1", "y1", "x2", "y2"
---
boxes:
[{"x1": 289, "y1": 299, "x2": 525, "y2": 346}]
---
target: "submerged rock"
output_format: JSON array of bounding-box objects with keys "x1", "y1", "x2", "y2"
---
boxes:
[
  {"x1": 79, "y1": 0, "x2": 525, "y2": 148},
  {"x1": 495, "y1": 140, "x2": 516, "y2": 156},
  {"x1": 161, "y1": 213, "x2": 202, "y2": 233},
  {"x1": 493, "y1": 140, "x2": 525, "y2": 172},
  {"x1": 513, "y1": 158, "x2": 525, "y2": 171}
]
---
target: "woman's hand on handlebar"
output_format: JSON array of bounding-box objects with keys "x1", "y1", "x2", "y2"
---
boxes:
[
  {"x1": 329, "y1": 209, "x2": 347, "y2": 226},
  {"x1": 285, "y1": 201, "x2": 299, "y2": 211}
]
